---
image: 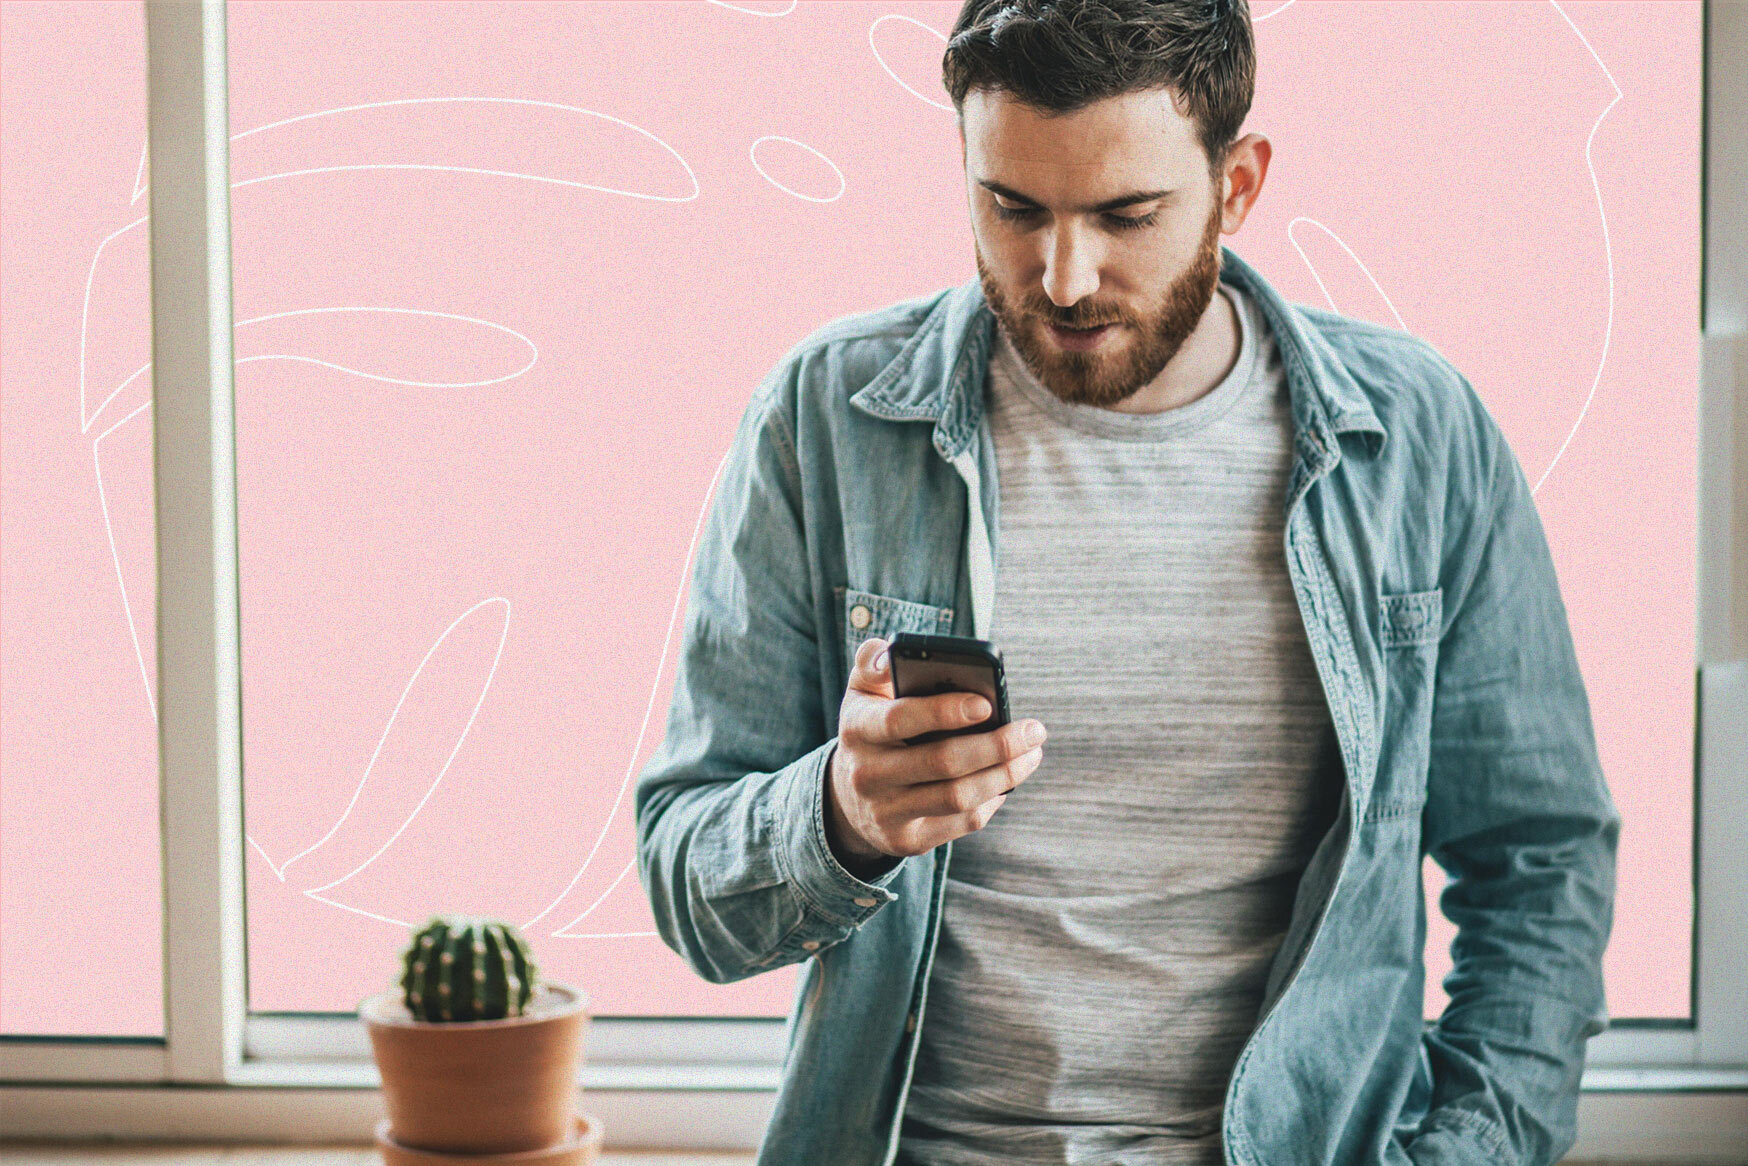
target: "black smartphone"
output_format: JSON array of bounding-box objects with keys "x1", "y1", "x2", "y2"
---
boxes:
[{"x1": 887, "y1": 632, "x2": 1009, "y2": 747}]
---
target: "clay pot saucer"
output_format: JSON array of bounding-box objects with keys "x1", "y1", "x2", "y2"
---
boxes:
[{"x1": 374, "y1": 1114, "x2": 603, "y2": 1164}]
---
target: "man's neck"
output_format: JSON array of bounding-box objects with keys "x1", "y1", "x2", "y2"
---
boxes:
[{"x1": 1104, "y1": 284, "x2": 1241, "y2": 416}]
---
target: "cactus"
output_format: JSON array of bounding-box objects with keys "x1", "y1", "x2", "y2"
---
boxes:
[{"x1": 398, "y1": 914, "x2": 539, "y2": 1022}]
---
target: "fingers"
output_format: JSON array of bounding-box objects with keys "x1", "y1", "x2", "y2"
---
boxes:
[
  {"x1": 858, "y1": 701, "x2": 1046, "y2": 787},
  {"x1": 839, "y1": 637, "x2": 1049, "y2": 815},
  {"x1": 891, "y1": 716, "x2": 1046, "y2": 786},
  {"x1": 833, "y1": 653, "x2": 1049, "y2": 856},
  {"x1": 898, "y1": 744, "x2": 1046, "y2": 820},
  {"x1": 882, "y1": 689, "x2": 995, "y2": 750}
]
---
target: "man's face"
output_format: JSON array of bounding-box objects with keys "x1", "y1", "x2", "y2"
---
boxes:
[{"x1": 962, "y1": 86, "x2": 1227, "y2": 408}]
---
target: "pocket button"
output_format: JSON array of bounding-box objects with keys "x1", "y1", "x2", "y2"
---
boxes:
[{"x1": 849, "y1": 604, "x2": 872, "y2": 630}]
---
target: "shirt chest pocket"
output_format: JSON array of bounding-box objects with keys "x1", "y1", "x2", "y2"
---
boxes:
[{"x1": 834, "y1": 585, "x2": 956, "y2": 682}]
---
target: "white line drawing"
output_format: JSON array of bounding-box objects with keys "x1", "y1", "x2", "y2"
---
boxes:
[
  {"x1": 82, "y1": 303, "x2": 538, "y2": 737},
  {"x1": 1283, "y1": 1, "x2": 1619, "y2": 498},
  {"x1": 79, "y1": 0, "x2": 1622, "y2": 947},
  {"x1": 1254, "y1": 0, "x2": 1297, "y2": 20},
  {"x1": 526, "y1": 445, "x2": 733, "y2": 937},
  {"x1": 869, "y1": 13, "x2": 954, "y2": 112},
  {"x1": 263, "y1": 597, "x2": 509, "y2": 887},
  {"x1": 80, "y1": 219, "x2": 155, "y2": 436},
  {"x1": 1286, "y1": 217, "x2": 1407, "y2": 332},
  {"x1": 1540, "y1": 0, "x2": 1619, "y2": 497},
  {"x1": 749, "y1": 134, "x2": 847, "y2": 203},
  {"x1": 237, "y1": 307, "x2": 538, "y2": 387},
  {"x1": 706, "y1": 0, "x2": 798, "y2": 14},
  {"x1": 227, "y1": 97, "x2": 699, "y2": 201},
  {"x1": 92, "y1": 98, "x2": 697, "y2": 434},
  {"x1": 251, "y1": 428, "x2": 731, "y2": 940},
  {"x1": 91, "y1": 397, "x2": 158, "y2": 727},
  {"x1": 87, "y1": 96, "x2": 700, "y2": 939},
  {"x1": 124, "y1": 96, "x2": 698, "y2": 216}
]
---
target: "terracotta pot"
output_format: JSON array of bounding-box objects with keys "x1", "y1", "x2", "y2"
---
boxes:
[{"x1": 361, "y1": 980, "x2": 589, "y2": 1156}]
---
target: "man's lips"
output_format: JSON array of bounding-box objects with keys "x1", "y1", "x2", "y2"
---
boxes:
[{"x1": 1047, "y1": 321, "x2": 1116, "y2": 349}]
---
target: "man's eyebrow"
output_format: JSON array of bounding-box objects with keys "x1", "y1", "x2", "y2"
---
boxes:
[{"x1": 976, "y1": 178, "x2": 1171, "y2": 213}]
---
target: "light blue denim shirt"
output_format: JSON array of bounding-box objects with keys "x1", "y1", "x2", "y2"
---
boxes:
[{"x1": 633, "y1": 246, "x2": 1620, "y2": 1166}]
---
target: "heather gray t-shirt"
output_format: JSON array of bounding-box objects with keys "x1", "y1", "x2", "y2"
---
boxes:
[{"x1": 894, "y1": 279, "x2": 1344, "y2": 1165}]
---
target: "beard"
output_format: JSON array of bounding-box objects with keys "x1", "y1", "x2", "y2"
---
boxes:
[{"x1": 976, "y1": 198, "x2": 1224, "y2": 409}]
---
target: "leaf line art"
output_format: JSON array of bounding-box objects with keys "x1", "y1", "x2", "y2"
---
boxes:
[
  {"x1": 1284, "y1": 0, "x2": 1619, "y2": 499},
  {"x1": 91, "y1": 94, "x2": 705, "y2": 939}
]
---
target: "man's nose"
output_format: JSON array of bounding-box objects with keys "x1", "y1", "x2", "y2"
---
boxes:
[{"x1": 1040, "y1": 221, "x2": 1102, "y2": 309}]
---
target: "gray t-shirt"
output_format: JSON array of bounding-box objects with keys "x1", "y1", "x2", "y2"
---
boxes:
[{"x1": 895, "y1": 279, "x2": 1343, "y2": 1165}]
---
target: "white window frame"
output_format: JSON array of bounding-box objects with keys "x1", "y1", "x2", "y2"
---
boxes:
[{"x1": 2, "y1": 0, "x2": 1745, "y2": 1157}]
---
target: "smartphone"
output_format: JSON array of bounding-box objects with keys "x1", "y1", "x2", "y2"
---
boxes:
[{"x1": 887, "y1": 632, "x2": 1010, "y2": 747}]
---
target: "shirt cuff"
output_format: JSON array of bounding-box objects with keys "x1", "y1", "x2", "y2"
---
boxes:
[
  {"x1": 776, "y1": 738, "x2": 904, "y2": 929},
  {"x1": 1404, "y1": 1107, "x2": 1513, "y2": 1165}
]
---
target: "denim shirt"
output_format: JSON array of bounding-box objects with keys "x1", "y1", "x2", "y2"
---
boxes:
[{"x1": 633, "y1": 246, "x2": 1621, "y2": 1166}]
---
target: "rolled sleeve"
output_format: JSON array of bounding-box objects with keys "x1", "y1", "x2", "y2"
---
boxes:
[
  {"x1": 1414, "y1": 406, "x2": 1623, "y2": 1166},
  {"x1": 1405, "y1": 1105, "x2": 1514, "y2": 1165},
  {"x1": 633, "y1": 356, "x2": 903, "y2": 985}
]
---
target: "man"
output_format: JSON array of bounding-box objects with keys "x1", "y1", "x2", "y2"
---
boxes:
[{"x1": 634, "y1": 1, "x2": 1620, "y2": 1163}]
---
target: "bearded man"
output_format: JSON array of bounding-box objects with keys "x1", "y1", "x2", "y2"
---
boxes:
[{"x1": 635, "y1": 3, "x2": 1620, "y2": 1164}]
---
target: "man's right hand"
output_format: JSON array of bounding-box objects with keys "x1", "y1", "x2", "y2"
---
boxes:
[{"x1": 825, "y1": 636, "x2": 1047, "y2": 870}]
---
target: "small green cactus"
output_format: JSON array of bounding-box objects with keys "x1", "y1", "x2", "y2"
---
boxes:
[{"x1": 399, "y1": 914, "x2": 539, "y2": 1022}]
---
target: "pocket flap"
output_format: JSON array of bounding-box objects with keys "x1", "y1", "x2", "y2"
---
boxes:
[
  {"x1": 839, "y1": 586, "x2": 955, "y2": 657},
  {"x1": 1380, "y1": 587, "x2": 1442, "y2": 649}
]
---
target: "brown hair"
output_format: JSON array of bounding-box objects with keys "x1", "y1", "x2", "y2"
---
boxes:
[{"x1": 942, "y1": 0, "x2": 1255, "y2": 177}]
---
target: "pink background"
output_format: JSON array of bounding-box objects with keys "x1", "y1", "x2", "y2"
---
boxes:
[{"x1": 2, "y1": 0, "x2": 1700, "y2": 1034}]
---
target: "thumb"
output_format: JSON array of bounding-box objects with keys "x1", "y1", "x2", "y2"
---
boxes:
[{"x1": 848, "y1": 636, "x2": 896, "y2": 698}]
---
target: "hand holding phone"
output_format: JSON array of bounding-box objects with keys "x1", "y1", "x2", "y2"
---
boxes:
[
  {"x1": 887, "y1": 632, "x2": 1010, "y2": 746},
  {"x1": 823, "y1": 635, "x2": 1047, "y2": 872}
]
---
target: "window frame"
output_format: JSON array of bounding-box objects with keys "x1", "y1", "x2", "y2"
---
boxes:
[{"x1": 2, "y1": 0, "x2": 1744, "y2": 1155}]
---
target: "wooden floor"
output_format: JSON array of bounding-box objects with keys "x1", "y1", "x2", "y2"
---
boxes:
[
  {"x1": 0, "y1": 1146, "x2": 1662, "y2": 1165},
  {"x1": 0, "y1": 1147, "x2": 756, "y2": 1165}
]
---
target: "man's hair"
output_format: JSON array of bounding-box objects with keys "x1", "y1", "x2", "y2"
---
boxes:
[{"x1": 941, "y1": 0, "x2": 1255, "y2": 178}]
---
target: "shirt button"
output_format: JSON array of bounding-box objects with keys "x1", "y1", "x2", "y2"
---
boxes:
[
  {"x1": 849, "y1": 604, "x2": 872, "y2": 630},
  {"x1": 854, "y1": 897, "x2": 877, "y2": 907},
  {"x1": 801, "y1": 940, "x2": 820, "y2": 951},
  {"x1": 906, "y1": 1012, "x2": 917, "y2": 1033}
]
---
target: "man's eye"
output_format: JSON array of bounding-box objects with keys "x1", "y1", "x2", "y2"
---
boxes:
[
  {"x1": 991, "y1": 203, "x2": 1157, "y2": 231},
  {"x1": 1104, "y1": 211, "x2": 1158, "y2": 231}
]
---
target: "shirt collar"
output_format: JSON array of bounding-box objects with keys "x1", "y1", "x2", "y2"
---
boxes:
[{"x1": 849, "y1": 246, "x2": 1388, "y2": 465}]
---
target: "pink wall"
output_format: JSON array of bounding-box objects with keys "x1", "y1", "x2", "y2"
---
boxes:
[{"x1": 2, "y1": 1, "x2": 1700, "y2": 1034}]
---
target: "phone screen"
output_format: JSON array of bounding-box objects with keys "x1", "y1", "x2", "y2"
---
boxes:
[{"x1": 899, "y1": 657, "x2": 994, "y2": 701}]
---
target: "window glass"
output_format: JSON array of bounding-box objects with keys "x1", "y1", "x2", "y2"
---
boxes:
[
  {"x1": 2, "y1": 0, "x2": 162, "y2": 1037},
  {"x1": 214, "y1": 1, "x2": 1701, "y2": 1023}
]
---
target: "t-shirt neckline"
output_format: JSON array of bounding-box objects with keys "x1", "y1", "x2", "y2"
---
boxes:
[{"x1": 991, "y1": 279, "x2": 1261, "y2": 443}]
